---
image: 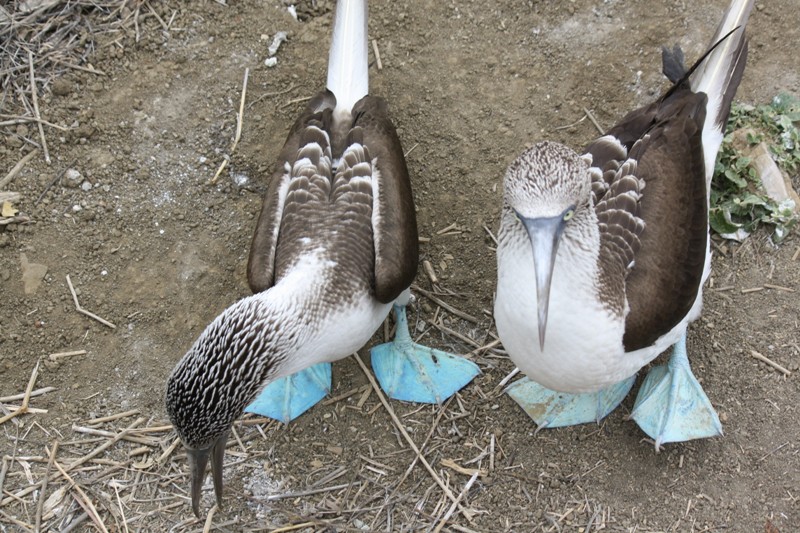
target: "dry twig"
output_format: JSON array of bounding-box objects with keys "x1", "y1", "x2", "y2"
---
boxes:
[
  {"x1": 371, "y1": 39, "x2": 383, "y2": 69},
  {"x1": 749, "y1": 350, "x2": 791, "y2": 376},
  {"x1": 66, "y1": 274, "x2": 117, "y2": 329},
  {"x1": 210, "y1": 68, "x2": 249, "y2": 184},
  {"x1": 583, "y1": 106, "x2": 605, "y2": 134},
  {"x1": 0, "y1": 359, "x2": 41, "y2": 425},
  {"x1": 0, "y1": 149, "x2": 40, "y2": 189},
  {"x1": 28, "y1": 50, "x2": 50, "y2": 164}
]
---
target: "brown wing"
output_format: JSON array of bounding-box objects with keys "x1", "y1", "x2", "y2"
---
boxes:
[
  {"x1": 592, "y1": 154, "x2": 646, "y2": 315},
  {"x1": 351, "y1": 96, "x2": 418, "y2": 304},
  {"x1": 613, "y1": 91, "x2": 710, "y2": 351},
  {"x1": 246, "y1": 90, "x2": 336, "y2": 293}
]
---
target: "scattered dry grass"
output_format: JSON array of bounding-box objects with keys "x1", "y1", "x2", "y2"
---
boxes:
[{"x1": 0, "y1": 1, "x2": 140, "y2": 118}]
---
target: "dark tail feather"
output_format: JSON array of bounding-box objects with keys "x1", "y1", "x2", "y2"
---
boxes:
[{"x1": 661, "y1": 44, "x2": 686, "y2": 84}]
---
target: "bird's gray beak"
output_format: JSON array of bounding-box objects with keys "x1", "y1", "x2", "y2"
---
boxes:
[
  {"x1": 187, "y1": 430, "x2": 228, "y2": 518},
  {"x1": 519, "y1": 214, "x2": 565, "y2": 350}
]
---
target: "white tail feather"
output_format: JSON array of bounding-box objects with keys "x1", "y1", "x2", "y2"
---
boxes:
[
  {"x1": 690, "y1": 0, "x2": 754, "y2": 185},
  {"x1": 327, "y1": 0, "x2": 369, "y2": 115}
]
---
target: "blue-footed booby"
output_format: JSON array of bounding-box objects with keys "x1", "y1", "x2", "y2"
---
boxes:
[
  {"x1": 165, "y1": 0, "x2": 478, "y2": 517},
  {"x1": 494, "y1": 0, "x2": 753, "y2": 449}
]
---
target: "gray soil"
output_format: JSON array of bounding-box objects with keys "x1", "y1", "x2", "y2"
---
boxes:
[{"x1": 1, "y1": 0, "x2": 799, "y2": 531}]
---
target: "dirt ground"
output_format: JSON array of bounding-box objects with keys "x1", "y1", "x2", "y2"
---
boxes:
[{"x1": 2, "y1": 0, "x2": 799, "y2": 531}]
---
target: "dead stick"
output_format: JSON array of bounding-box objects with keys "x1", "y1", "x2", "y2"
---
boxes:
[
  {"x1": 52, "y1": 59, "x2": 106, "y2": 76},
  {"x1": 35, "y1": 162, "x2": 73, "y2": 205},
  {"x1": 210, "y1": 67, "x2": 249, "y2": 184},
  {"x1": 422, "y1": 260, "x2": 438, "y2": 284},
  {"x1": 280, "y1": 95, "x2": 312, "y2": 109},
  {"x1": 0, "y1": 117, "x2": 69, "y2": 131},
  {"x1": 0, "y1": 510, "x2": 34, "y2": 531},
  {"x1": 67, "y1": 417, "x2": 145, "y2": 472},
  {"x1": 0, "y1": 359, "x2": 40, "y2": 425},
  {"x1": 749, "y1": 350, "x2": 791, "y2": 376},
  {"x1": 246, "y1": 83, "x2": 297, "y2": 109},
  {"x1": 0, "y1": 457, "x2": 8, "y2": 499},
  {"x1": 113, "y1": 484, "x2": 130, "y2": 533},
  {"x1": 433, "y1": 471, "x2": 480, "y2": 533},
  {"x1": 266, "y1": 482, "x2": 354, "y2": 501},
  {"x1": 371, "y1": 39, "x2": 383, "y2": 69},
  {"x1": 0, "y1": 148, "x2": 39, "y2": 189},
  {"x1": 483, "y1": 224, "x2": 498, "y2": 246},
  {"x1": 49, "y1": 350, "x2": 87, "y2": 361},
  {"x1": 0, "y1": 192, "x2": 21, "y2": 203},
  {"x1": 28, "y1": 50, "x2": 50, "y2": 164},
  {"x1": 202, "y1": 504, "x2": 217, "y2": 533},
  {"x1": 413, "y1": 286, "x2": 479, "y2": 324},
  {"x1": 271, "y1": 523, "x2": 317, "y2": 533},
  {"x1": 85, "y1": 409, "x2": 140, "y2": 425},
  {"x1": 72, "y1": 425, "x2": 157, "y2": 446},
  {"x1": 157, "y1": 437, "x2": 181, "y2": 464},
  {"x1": 54, "y1": 460, "x2": 110, "y2": 533},
  {"x1": 352, "y1": 353, "x2": 473, "y2": 519},
  {"x1": 66, "y1": 275, "x2": 117, "y2": 329},
  {"x1": 35, "y1": 440, "x2": 58, "y2": 532},
  {"x1": 0, "y1": 386, "x2": 55, "y2": 403},
  {"x1": 583, "y1": 106, "x2": 604, "y2": 134},
  {"x1": 763, "y1": 283, "x2": 795, "y2": 292}
]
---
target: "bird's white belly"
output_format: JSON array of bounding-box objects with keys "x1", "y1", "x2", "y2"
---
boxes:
[
  {"x1": 496, "y1": 248, "x2": 643, "y2": 393},
  {"x1": 276, "y1": 294, "x2": 392, "y2": 380}
]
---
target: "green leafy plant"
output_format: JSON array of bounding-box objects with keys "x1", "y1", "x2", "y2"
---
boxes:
[{"x1": 710, "y1": 93, "x2": 800, "y2": 242}]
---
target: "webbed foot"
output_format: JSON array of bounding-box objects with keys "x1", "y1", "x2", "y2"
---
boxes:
[
  {"x1": 245, "y1": 363, "x2": 332, "y2": 423},
  {"x1": 630, "y1": 334, "x2": 722, "y2": 450},
  {"x1": 370, "y1": 305, "x2": 480, "y2": 404},
  {"x1": 506, "y1": 375, "x2": 635, "y2": 429}
]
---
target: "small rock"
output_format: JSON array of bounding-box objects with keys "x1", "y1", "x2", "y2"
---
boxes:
[
  {"x1": 81, "y1": 181, "x2": 93, "y2": 191},
  {"x1": 74, "y1": 124, "x2": 96, "y2": 139},
  {"x1": 6, "y1": 136, "x2": 23, "y2": 148},
  {"x1": 733, "y1": 129, "x2": 800, "y2": 211},
  {"x1": 52, "y1": 78, "x2": 73, "y2": 96},
  {"x1": 267, "y1": 31, "x2": 288, "y2": 56},
  {"x1": 64, "y1": 168, "x2": 83, "y2": 188},
  {"x1": 20, "y1": 253, "x2": 48, "y2": 295}
]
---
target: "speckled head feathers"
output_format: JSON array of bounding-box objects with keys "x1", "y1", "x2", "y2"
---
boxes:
[
  {"x1": 165, "y1": 296, "x2": 281, "y2": 450},
  {"x1": 504, "y1": 141, "x2": 592, "y2": 218}
]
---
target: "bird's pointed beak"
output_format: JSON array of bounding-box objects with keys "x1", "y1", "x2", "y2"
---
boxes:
[
  {"x1": 187, "y1": 430, "x2": 228, "y2": 518},
  {"x1": 519, "y1": 214, "x2": 565, "y2": 350}
]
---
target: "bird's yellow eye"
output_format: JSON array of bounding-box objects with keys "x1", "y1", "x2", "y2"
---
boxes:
[{"x1": 563, "y1": 209, "x2": 575, "y2": 221}]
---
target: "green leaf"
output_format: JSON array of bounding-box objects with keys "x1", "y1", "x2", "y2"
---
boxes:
[
  {"x1": 709, "y1": 208, "x2": 741, "y2": 234},
  {"x1": 723, "y1": 168, "x2": 747, "y2": 188}
]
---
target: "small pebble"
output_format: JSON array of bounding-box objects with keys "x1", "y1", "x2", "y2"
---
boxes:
[
  {"x1": 64, "y1": 168, "x2": 83, "y2": 188},
  {"x1": 52, "y1": 78, "x2": 73, "y2": 96}
]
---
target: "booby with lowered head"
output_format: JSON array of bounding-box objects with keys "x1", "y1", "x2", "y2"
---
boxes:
[
  {"x1": 494, "y1": 0, "x2": 753, "y2": 449},
  {"x1": 166, "y1": 0, "x2": 478, "y2": 517}
]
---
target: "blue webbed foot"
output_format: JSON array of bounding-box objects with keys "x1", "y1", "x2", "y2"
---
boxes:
[
  {"x1": 370, "y1": 305, "x2": 480, "y2": 404},
  {"x1": 245, "y1": 363, "x2": 332, "y2": 424},
  {"x1": 506, "y1": 375, "x2": 635, "y2": 429},
  {"x1": 630, "y1": 333, "x2": 722, "y2": 450}
]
